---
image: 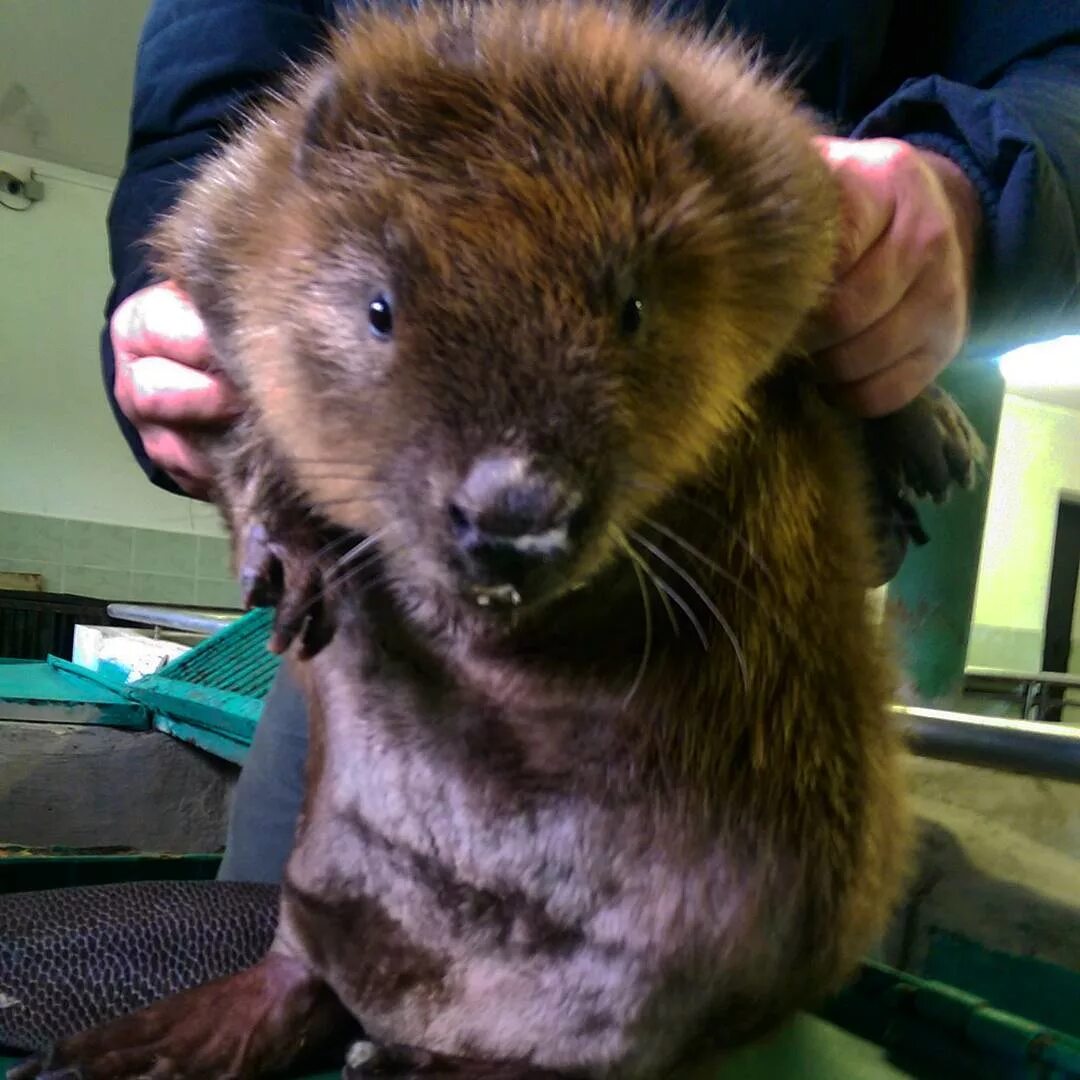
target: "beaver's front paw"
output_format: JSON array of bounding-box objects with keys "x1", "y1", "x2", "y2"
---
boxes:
[
  {"x1": 864, "y1": 384, "x2": 986, "y2": 506},
  {"x1": 238, "y1": 518, "x2": 334, "y2": 659}
]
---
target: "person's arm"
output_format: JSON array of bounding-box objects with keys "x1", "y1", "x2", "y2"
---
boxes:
[
  {"x1": 805, "y1": 6, "x2": 1079, "y2": 419},
  {"x1": 851, "y1": 30, "x2": 1080, "y2": 358},
  {"x1": 103, "y1": 0, "x2": 337, "y2": 495}
]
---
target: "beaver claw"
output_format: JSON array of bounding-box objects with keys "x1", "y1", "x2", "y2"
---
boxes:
[
  {"x1": 239, "y1": 520, "x2": 335, "y2": 659},
  {"x1": 859, "y1": 384, "x2": 986, "y2": 585},
  {"x1": 863, "y1": 384, "x2": 986, "y2": 506}
]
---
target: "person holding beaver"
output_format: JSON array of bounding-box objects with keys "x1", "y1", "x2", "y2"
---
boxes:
[{"x1": 102, "y1": 0, "x2": 1079, "y2": 886}]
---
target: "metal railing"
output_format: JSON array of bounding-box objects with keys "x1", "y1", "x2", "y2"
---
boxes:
[{"x1": 892, "y1": 703, "x2": 1080, "y2": 783}]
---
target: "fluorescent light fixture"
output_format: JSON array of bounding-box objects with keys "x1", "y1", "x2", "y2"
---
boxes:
[{"x1": 998, "y1": 335, "x2": 1080, "y2": 390}]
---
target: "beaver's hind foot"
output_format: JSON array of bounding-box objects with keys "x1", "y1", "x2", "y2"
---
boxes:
[{"x1": 7, "y1": 954, "x2": 348, "y2": 1080}]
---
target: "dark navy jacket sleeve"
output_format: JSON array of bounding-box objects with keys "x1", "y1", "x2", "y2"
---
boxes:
[
  {"x1": 101, "y1": 0, "x2": 338, "y2": 494},
  {"x1": 853, "y1": 24, "x2": 1080, "y2": 358}
]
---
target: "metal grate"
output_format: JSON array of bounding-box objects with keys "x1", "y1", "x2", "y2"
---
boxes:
[
  {"x1": 0, "y1": 590, "x2": 118, "y2": 661},
  {"x1": 126, "y1": 608, "x2": 280, "y2": 763},
  {"x1": 154, "y1": 607, "x2": 280, "y2": 699}
]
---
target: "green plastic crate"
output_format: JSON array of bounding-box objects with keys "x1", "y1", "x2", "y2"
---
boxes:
[{"x1": 0, "y1": 848, "x2": 221, "y2": 894}]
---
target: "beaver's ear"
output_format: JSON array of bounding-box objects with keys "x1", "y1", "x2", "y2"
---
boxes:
[
  {"x1": 640, "y1": 66, "x2": 685, "y2": 128},
  {"x1": 433, "y1": 22, "x2": 480, "y2": 67},
  {"x1": 293, "y1": 62, "x2": 344, "y2": 178}
]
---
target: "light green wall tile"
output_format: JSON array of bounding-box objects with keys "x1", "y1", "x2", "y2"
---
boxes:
[
  {"x1": 0, "y1": 511, "x2": 65, "y2": 562},
  {"x1": 129, "y1": 571, "x2": 197, "y2": 605},
  {"x1": 196, "y1": 535, "x2": 233, "y2": 580},
  {"x1": 967, "y1": 623, "x2": 1044, "y2": 672},
  {"x1": 64, "y1": 519, "x2": 134, "y2": 571},
  {"x1": 131, "y1": 528, "x2": 198, "y2": 576},
  {"x1": 62, "y1": 566, "x2": 132, "y2": 600},
  {"x1": 194, "y1": 577, "x2": 243, "y2": 610}
]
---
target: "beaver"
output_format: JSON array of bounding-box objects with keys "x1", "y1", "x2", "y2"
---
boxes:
[{"x1": 13, "y1": 1, "x2": 982, "y2": 1077}]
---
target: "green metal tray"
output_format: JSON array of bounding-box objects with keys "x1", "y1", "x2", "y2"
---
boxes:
[
  {"x1": 130, "y1": 606, "x2": 280, "y2": 763},
  {"x1": 0, "y1": 609, "x2": 280, "y2": 763},
  {"x1": 0, "y1": 657, "x2": 147, "y2": 728}
]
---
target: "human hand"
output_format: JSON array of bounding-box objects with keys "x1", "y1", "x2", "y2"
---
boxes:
[
  {"x1": 111, "y1": 280, "x2": 240, "y2": 500},
  {"x1": 805, "y1": 136, "x2": 983, "y2": 418}
]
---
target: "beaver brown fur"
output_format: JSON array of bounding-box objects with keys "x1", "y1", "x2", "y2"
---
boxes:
[{"x1": 18, "y1": 2, "x2": 983, "y2": 1077}]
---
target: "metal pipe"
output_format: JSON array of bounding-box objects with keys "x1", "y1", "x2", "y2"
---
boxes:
[
  {"x1": 891, "y1": 704, "x2": 1080, "y2": 783},
  {"x1": 965, "y1": 666, "x2": 1080, "y2": 689},
  {"x1": 106, "y1": 603, "x2": 241, "y2": 637}
]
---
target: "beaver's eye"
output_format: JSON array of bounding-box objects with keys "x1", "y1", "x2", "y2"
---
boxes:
[
  {"x1": 368, "y1": 294, "x2": 393, "y2": 339},
  {"x1": 620, "y1": 296, "x2": 643, "y2": 336}
]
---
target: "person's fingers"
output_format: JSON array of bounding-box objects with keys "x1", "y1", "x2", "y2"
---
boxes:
[
  {"x1": 139, "y1": 424, "x2": 216, "y2": 500},
  {"x1": 115, "y1": 354, "x2": 241, "y2": 426},
  {"x1": 813, "y1": 135, "x2": 899, "y2": 275},
  {"x1": 814, "y1": 267, "x2": 963, "y2": 390},
  {"x1": 107, "y1": 282, "x2": 236, "y2": 502},
  {"x1": 111, "y1": 281, "x2": 213, "y2": 368},
  {"x1": 805, "y1": 231, "x2": 914, "y2": 357},
  {"x1": 824, "y1": 345, "x2": 944, "y2": 419}
]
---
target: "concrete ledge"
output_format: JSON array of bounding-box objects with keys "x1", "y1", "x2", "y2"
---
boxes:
[
  {"x1": 883, "y1": 755, "x2": 1080, "y2": 976},
  {"x1": 0, "y1": 718, "x2": 236, "y2": 853}
]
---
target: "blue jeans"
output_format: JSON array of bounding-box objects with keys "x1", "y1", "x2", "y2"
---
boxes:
[{"x1": 217, "y1": 664, "x2": 309, "y2": 883}]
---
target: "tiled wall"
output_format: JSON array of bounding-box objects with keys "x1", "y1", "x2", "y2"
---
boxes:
[
  {"x1": 967, "y1": 624, "x2": 1045, "y2": 672},
  {"x1": 0, "y1": 510, "x2": 241, "y2": 609}
]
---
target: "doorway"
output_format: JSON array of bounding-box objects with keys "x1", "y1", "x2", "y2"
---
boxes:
[{"x1": 1041, "y1": 498, "x2": 1080, "y2": 722}]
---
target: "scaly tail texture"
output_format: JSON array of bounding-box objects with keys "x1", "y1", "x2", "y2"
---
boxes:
[{"x1": 0, "y1": 881, "x2": 279, "y2": 1052}]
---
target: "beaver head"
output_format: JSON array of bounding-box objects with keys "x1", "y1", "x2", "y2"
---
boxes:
[{"x1": 153, "y1": 1, "x2": 838, "y2": 639}]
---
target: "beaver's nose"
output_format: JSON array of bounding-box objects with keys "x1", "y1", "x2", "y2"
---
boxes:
[{"x1": 448, "y1": 455, "x2": 580, "y2": 586}]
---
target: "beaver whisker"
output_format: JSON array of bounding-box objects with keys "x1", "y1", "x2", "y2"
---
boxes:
[
  {"x1": 639, "y1": 558, "x2": 682, "y2": 638},
  {"x1": 273, "y1": 534, "x2": 397, "y2": 635},
  {"x1": 326, "y1": 530, "x2": 388, "y2": 581},
  {"x1": 623, "y1": 531, "x2": 708, "y2": 651},
  {"x1": 611, "y1": 529, "x2": 654, "y2": 709},
  {"x1": 635, "y1": 516, "x2": 784, "y2": 637},
  {"x1": 267, "y1": 536, "x2": 408, "y2": 649},
  {"x1": 615, "y1": 533, "x2": 682, "y2": 638},
  {"x1": 325, "y1": 544, "x2": 397, "y2": 595},
  {"x1": 628, "y1": 528, "x2": 749, "y2": 691},
  {"x1": 624, "y1": 480, "x2": 777, "y2": 586},
  {"x1": 648, "y1": 567, "x2": 709, "y2": 652},
  {"x1": 627, "y1": 528, "x2": 720, "y2": 622},
  {"x1": 638, "y1": 515, "x2": 755, "y2": 598},
  {"x1": 309, "y1": 528, "x2": 372, "y2": 564}
]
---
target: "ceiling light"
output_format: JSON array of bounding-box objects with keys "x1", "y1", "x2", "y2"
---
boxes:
[{"x1": 998, "y1": 335, "x2": 1080, "y2": 391}]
